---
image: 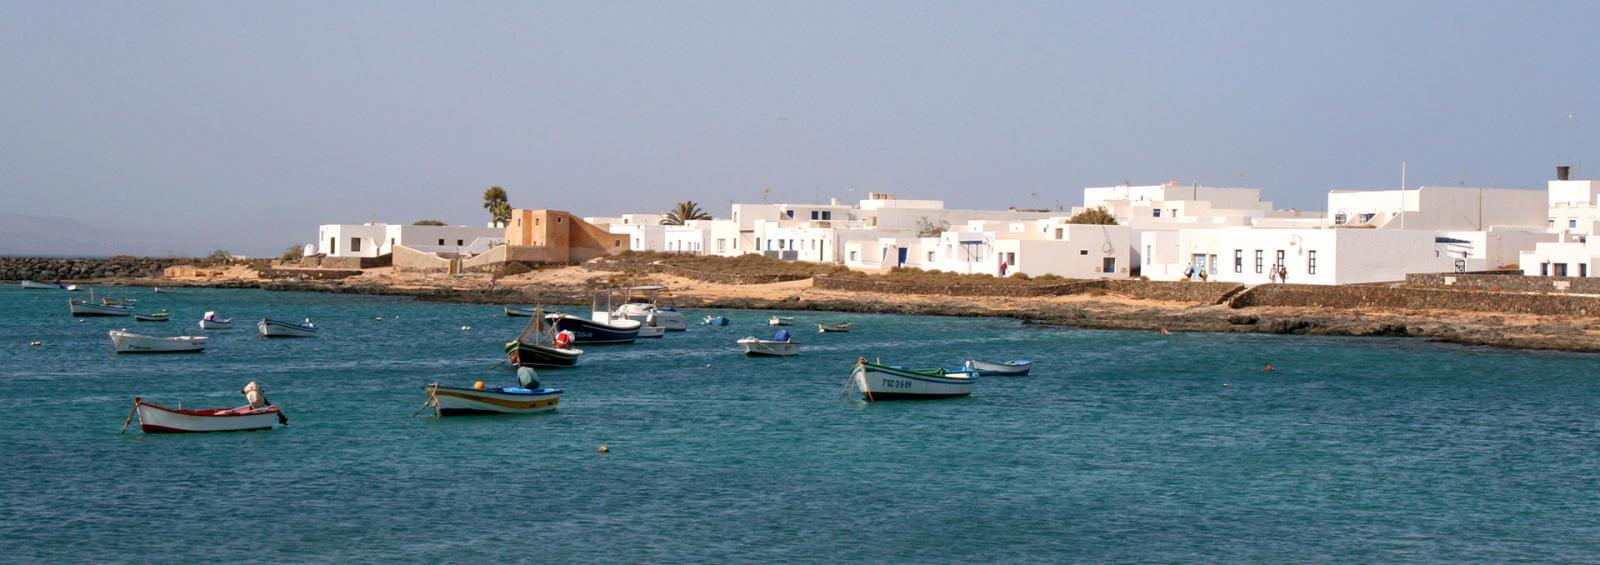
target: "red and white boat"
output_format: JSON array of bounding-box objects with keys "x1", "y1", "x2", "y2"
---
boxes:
[{"x1": 129, "y1": 396, "x2": 285, "y2": 433}]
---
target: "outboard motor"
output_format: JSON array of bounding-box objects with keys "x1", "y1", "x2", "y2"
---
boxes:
[{"x1": 516, "y1": 366, "x2": 541, "y2": 389}]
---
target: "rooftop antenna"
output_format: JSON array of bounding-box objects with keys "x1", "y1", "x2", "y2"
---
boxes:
[{"x1": 761, "y1": 186, "x2": 771, "y2": 204}]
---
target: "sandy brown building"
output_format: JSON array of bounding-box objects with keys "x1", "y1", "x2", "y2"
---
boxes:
[{"x1": 493, "y1": 208, "x2": 625, "y2": 264}]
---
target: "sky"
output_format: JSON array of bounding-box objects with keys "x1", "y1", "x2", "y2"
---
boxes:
[{"x1": 2, "y1": 1, "x2": 1596, "y2": 256}]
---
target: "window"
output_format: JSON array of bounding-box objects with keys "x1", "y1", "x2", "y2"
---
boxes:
[
  {"x1": 1254, "y1": 250, "x2": 1264, "y2": 273},
  {"x1": 1234, "y1": 250, "x2": 1243, "y2": 273},
  {"x1": 329, "y1": 237, "x2": 336, "y2": 254},
  {"x1": 1079, "y1": 249, "x2": 1088, "y2": 255},
  {"x1": 1307, "y1": 250, "x2": 1317, "y2": 275},
  {"x1": 556, "y1": 217, "x2": 562, "y2": 223},
  {"x1": 614, "y1": 239, "x2": 622, "y2": 248},
  {"x1": 438, "y1": 239, "x2": 445, "y2": 245},
  {"x1": 457, "y1": 239, "x2": 464, "y2": 246},
  {"x1": 756, "y1": 238, "x2": 762, "y2": 249},
  {"x1": 927, "y1": 251, "x2": 935, "y2": 262},
  {"x1": 1146, "y1": 245, "x2": 1152, "y2": 265},
  {"x1": 788, "y1": 239, "x2": 795, "y2": 250},
  {"x1": 716, "y1": 239, "x2": 727, "y2": 252},
  {"x1": 1102, "y1": 258, "x2": 1115, "y2": 273},
  {"x1": 1153, "y1": 209, "x2": 1161, "y2": 218},
  {"x1": 821, "y1": 211, "x2": 832, "y2": 220},
  {"x1": 1583, "y1": 264, "x2": 1590, "y2": 277},
  {"x1": 1554, "y1": 263, "x2": 1569, "y2": 277},
  {"x1": 1541, "y1": 262, "x2": 1550, "y2": 276},
  {"x1": 786, "y1": 210, "x2": 795, "y2": 219},
  {"x1": 778, "y1": 240, "x2": 785, "y2": 249},
  {"x1": 849, "y1": 250, "x2": 858, "y2": 261},
  {"x1": 389, "y1": 238, "x2": 395, "y2": 247},
  {"x1": 1571, "y1": 219, "x2": 1579, "y2": 229},
  {"x1": 1054, "y1": 228, "x2": 1064, "y2": 239},
  {"x1": 811, "y1": 211, "x2": 819, "y2": 220},
  {"x1": 1275, "y1": 250, "x2": 1285, "y2": 269},
  {"x1": 351, "y1": 238, "x2": 361, "y2": 252}
]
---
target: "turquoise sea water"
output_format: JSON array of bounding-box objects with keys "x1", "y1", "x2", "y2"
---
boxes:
[{"x1": 2, "y1": 286, "x2": 1599, "y2": 562}]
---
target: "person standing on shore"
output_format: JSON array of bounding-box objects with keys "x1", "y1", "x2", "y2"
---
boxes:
[
  {"x1": 1268, "y1": 265, "x2": 1278, "y2": 284},
  {"x1": 1278, "y1": 264, "x2": 1288, "y2": 284}
]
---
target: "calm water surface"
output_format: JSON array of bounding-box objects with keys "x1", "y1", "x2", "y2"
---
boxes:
[{"x1": 2, "y1": 287, "x2": 1598, "y2": 562}]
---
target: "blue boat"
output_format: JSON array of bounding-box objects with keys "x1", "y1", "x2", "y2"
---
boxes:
[
  {"x1": 702, "y1": 315, "x2": 729, "y2": 326},
  {"x1": 544, "y1": 313, "x2": 639, "y2": 344}
]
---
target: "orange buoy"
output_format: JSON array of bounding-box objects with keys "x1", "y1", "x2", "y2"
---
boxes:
[
  {"x1": 1264, "y1": 363, "x2": 1274, "y2": 372},
  {"x1": 473, "y1": 381, "x2": 485, "y2": 389}
]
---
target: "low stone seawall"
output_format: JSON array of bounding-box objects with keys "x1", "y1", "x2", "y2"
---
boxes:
[
  {"x1": 258, "y1": 268, "x2": 364, "y2": 280},
  {"x1": 591, "y1": 261, "x2": 812, "y2": 285},
  {"x1": 1105, "y1": 280, "x2": 1244, "y2": 304},
  {"x1": 813, "y1": 275, "x2": 1102, "y2": 297},
  {"x1": 0, "y1": 256, "x2": 192, "y2": 282},
  {"x1": 1406, "y1": 273, "x2": 1600, "y2": 294},
  {"x1": 1231, "y1": 283, "x2": 1600, "y2": 317}
]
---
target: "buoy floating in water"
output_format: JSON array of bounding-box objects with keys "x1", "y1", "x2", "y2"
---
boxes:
[
  {"x1": 30, "y1": 341, "x2": 42, "y2": 347},
  {"x1": 375, "y1": 316, "x2": 383, "y2": 321},
  {"x1": 1264, "y1": 363, "x2": 1274, "y2": 372},
  {"x1": 598, "y1": 445, "x2": 610, "y2": 453},
  {"x1": 460, "y1": 325, "x2": 471, "y2": 331}
]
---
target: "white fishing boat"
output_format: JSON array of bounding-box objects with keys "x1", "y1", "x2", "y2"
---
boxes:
[
  {"x1": 199, "y1": 311, "x2": 233, "y2": 329},
  {"x1": 612, "y1": 285, "x2": 688, "y2": 331},
  {"x1": 738, "y1": 330, "x2": 799, "y2": 356},
  {"x1": 421, "y1": 368, "x2": 561, "y2": 416},
  {"x1": 852, "y1": 359, "x2": 978, "y2": 401},
  {"x1": 64, "y1": 285, "x2": 80, "y2": 292},
  {"x1": 504, "y1": 305, "x2": 537, "y2": 317},
  {"x1": 963, "y1": 359, "x2": 1033, "y2": 376},
  {"x1": 768, "y1": 316, "x2": 795, "y2": 326},
  {"x1": 70, "y1": 298, "x2": 134, "y2": 317},
  {"x1": 258, "y1": 318, "x2": 318, "y2": 338},
  {"x1": 20, "y1": 280, "x2": 60, "y2": 290},
  {"x1": 109, "y1": 329, "x2": 207, "y2": 353},
  {"x1": 817, "y1": 322, "x2": 851, "y2": 333},
  {"x1": 126, "y1": 396, "x2": 284, "y2": 433}
]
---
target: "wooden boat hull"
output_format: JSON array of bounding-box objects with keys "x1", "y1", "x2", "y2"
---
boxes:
[
  {"x1": 504, "y1": 340, "x2": 582, "y2": 367},
  {"x1": 110, "y1": 330, "x2": 206, "y2": 353},
  {"x1": 545, "y1": 314, "x2": 638, "y2": 344},
  {"x1": 258, "y1": 319, "x2": 317, "y2": 337},
  {"x1": 853, "y1": 361, "x2": 976, "y2": 401},
  {"x1": 818, "y1": 323, "x2": 851, "y2": 333},
  {"x1": 738, "y1": 338, "x2": 799, "y2": 356},
  {"x1": 964, "y1": 359, "x2": 1032, "y2": 376},
  {"x1": 426, "y1": 384, "x2": 562, "y2": 416},
  {"x1": 136, "y1": 399, "x2": 280, "y2": 433},
  {"x1": 70, "y1": 300, "x2": 133, "y2": 317},
  {"x1": 504, "y1": 306, "x2": 537, "y2": 317}
]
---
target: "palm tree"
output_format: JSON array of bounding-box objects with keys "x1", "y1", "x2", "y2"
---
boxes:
[
  {"x1": 1067, "y1": 206, "x2": 1118, "y2": 225},
  {"x1": 482, "y1": 186, "x2": 511, "y2": 227},
  {"x1": 660, "y1": 201, "x2": 713, "y2": 225}
]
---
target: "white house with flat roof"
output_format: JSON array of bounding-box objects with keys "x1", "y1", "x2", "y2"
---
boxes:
[
  {"x1": 317, "y1": 223, "x2": 504, "y2": 258},
  {"x1": 1521, "y1": 166, "x2": 1600, "y2": 277}
]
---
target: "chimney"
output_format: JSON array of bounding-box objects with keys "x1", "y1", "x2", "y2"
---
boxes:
[{"x1": 1557, "y1": 165, "x2": 1571, "y2": 181}]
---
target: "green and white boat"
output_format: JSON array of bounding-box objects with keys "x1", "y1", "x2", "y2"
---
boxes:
[{"x1": 851, "y1": 359, "x2": 978, "y2": 401}]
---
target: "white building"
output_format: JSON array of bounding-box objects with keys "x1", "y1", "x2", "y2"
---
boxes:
[
  {"x1": 1521, "y1": 167, "x2": 1600, "y2": 277},
  {"x1": 316, "y1": 223, "x2": 504, "y2": 258}
]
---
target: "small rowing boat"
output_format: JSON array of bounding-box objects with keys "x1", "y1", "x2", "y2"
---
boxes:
[
  {"x1": 504, "y1": 305, "x2": 537, "y2": 317},
  {"x1": 134, "y1": 309, "x2": 171, "y2": 322},
  {"x1": 124, "y1": 387, "x2": 286, "y2": 433},
  {"x1": 20, "y1": 280, "x2": 60, "y2": 290},
  {"x1": 258, "y1": 318, "x2": 318, "y2": 338},
  {"x1": 817, "y1": 322, "x2": 851, "y2": 333},
  {"x1": 738, "y1": 330, "x2": 798, "y2": 356},
  {"x1": 703, "y1": 315, "x2": 729, "y2": 326},
  {"x1": 852, "y1": 358, "x2": 978, "y2": 401},
  {"x1": 420, "y1": 368, "x2": 561, "y2": 416},
  {"x1": 199, "y1": 311, "x2": 232, "y2": 329},
  {"x1": 768, "y1": 315, "x2": 794, "y2": 326},
  {"x1": 71, "y1": 298, "x2": 133, "y2": 317},
  {"x1": 109, "y1": 330, "x2": 207, "y2": 353},
  {"x1": 963, "y1": 359, "x2": 1032, "y2": 376}
]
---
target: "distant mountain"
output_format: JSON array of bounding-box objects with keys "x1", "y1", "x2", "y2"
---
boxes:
[{"x1": 0, "y1": 213, "x2": 202, "y2": 257}]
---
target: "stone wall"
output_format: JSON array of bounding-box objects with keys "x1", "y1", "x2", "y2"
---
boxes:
[
  {"x1": 393, "y1": 245, "x2": 455, "y2": 273},
  {"x1": 1105, "y1": 280, "x2": 1245, "y2": 304},
  {"x1": 284, "y1": 255, "x2": 390, "y2": 269},
  {"x1": 1230, "y1": 283, "x2": 1600, "y2": 317},
  {"x1": 1406, "y1": 273, "x2": 1600, "y2": 294},
  {"x1": 0, "y1": 256, "x2": 192, "y2": 281},
  {"x1": 814, "y1": 275, "x2": 1103, "y2": 297}
]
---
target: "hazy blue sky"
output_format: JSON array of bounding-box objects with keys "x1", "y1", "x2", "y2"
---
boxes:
[{"x1": 2, "y1": 1, "x2": 1596, "y2": 256}]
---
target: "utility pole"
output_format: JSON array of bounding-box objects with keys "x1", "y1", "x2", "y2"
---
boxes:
[{"x1": 1400, "y1": 161, "x2": 1407, "y2": 230}]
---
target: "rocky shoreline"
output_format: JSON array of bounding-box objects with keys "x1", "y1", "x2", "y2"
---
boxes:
[
  {"x1": 0, "y1": 256, "x2": 193, "y2": 282},
  {"x1": 75, "y1": 274, "x2": 1600, "y2": 355}
]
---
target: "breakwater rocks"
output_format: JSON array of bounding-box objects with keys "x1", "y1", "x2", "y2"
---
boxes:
[{"x1": 0, "y1": 256, "x2": 192, "y2": 282}]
